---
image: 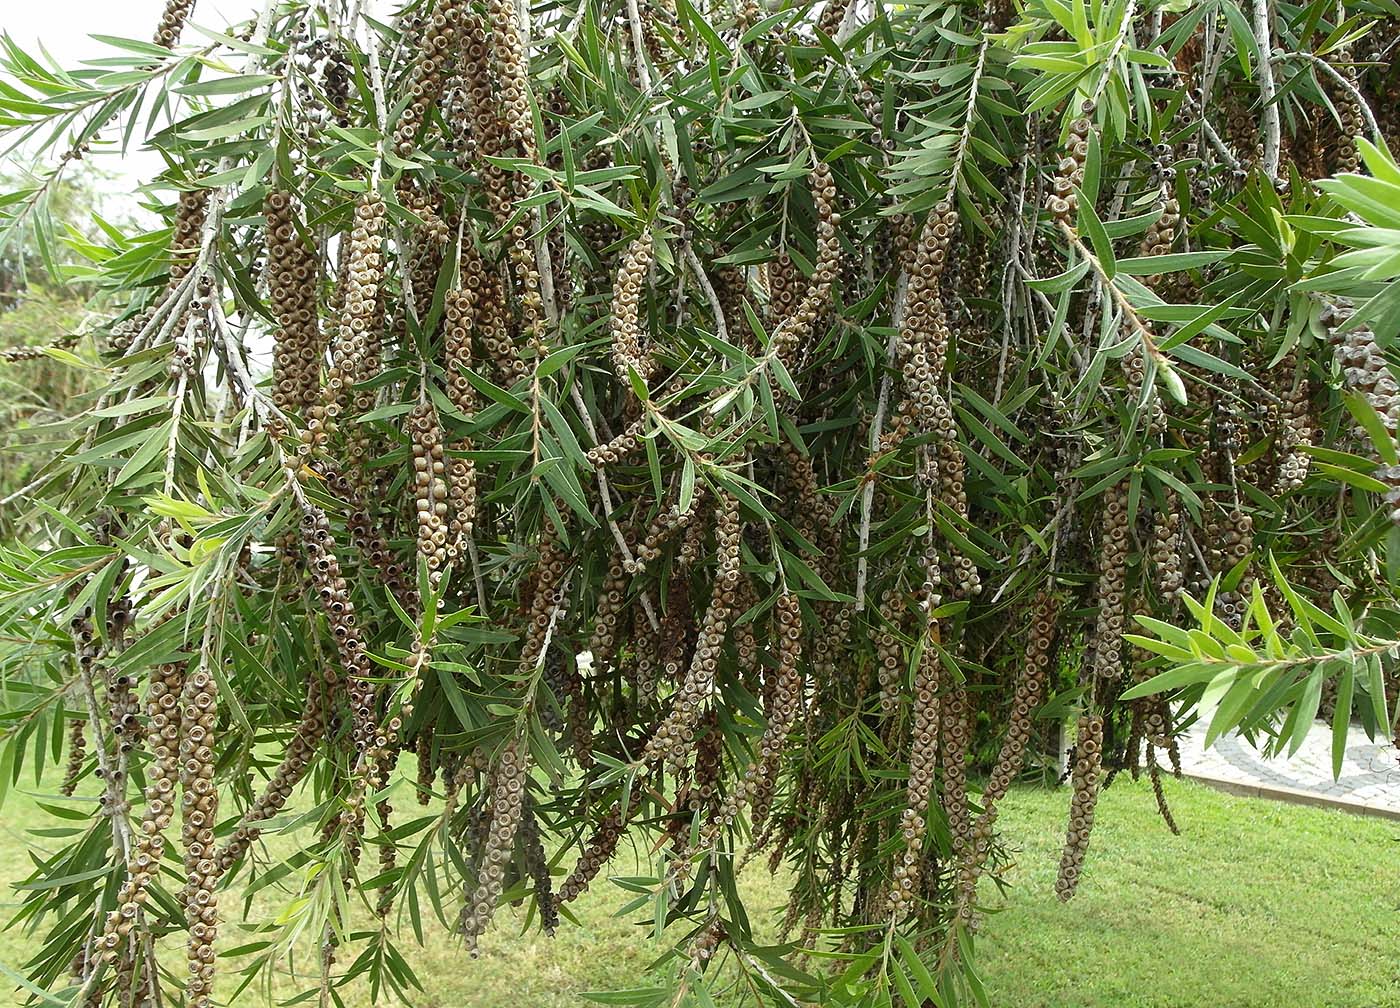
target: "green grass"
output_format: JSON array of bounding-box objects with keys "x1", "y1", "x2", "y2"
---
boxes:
[{"x1": 0, "y1": 774, "x2": 1395, "y2": 1006}]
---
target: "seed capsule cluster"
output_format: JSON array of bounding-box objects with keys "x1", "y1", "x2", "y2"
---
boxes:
[
  {"x1": 1046, "y1": 113, "x2": 1093, "y2": 225},
  {"x1": 1089, "y1": 483, "x2": 1128, "y2": 680},
  {"x1": 743, "y1": 591, "x2": 803, "y2": 834},
  {"x1": 889, "y1": 641, "x2": 941, "y2": 918},
  {"x1": 265, "y1": 190, "x2": 321, "y2": 416},
  {"x1": 1056, "y1": 713, "x2": 1103, "y2": 901},
  {"x1": 558, "y1": 805, "x2": 623, "y2": 904},
  {"x1": 463, "y1": 739, "x2": 527, "y2": 955},
  {"x1": 1321, "y1": 301, "x2": 1400, "y2": 522},
  {"x1": 97, "y1": 660, "x2": 184, "y2": 964},
  {"x1": 610, "y1": 231, "x2": 655, "y2": 387},
  {"x1": 770, "y1": 161, "x2": 840, "y2": 366},
  {"x1": 303, "y1": 193, "x2": 386, "y2": 457},
  {"x1": 1150, "y1": 503, "x2": 1185, "y2": 601},
  {"x1": 982, "y1": 591, "x2": 1060, "y2": 808},
  {"x1": 1273, "y1": 351, "x2": 1314, "y2": 490},
  {"x1": 178, "y1": 661, "x2": 219, "y2": 1008},
  {"x1": 152, "y1": 0, "x2": 195, "y2": 48},
  {"x1": 392, "y1": 0, "x2": 465, "y2": 157},
  {"x1": 641, "y1": 495, "x2": 742, "y2": 769},
  {"x1": 215, "y1": 667, "x2": 335, "y2": 874},
  {"x1": 292, "y1": 499, "x2": 378, "y2": 753},
  {"x1": 169, "y1": 190, "x2": 208, "y2": 290},
  {"x1": 443, "y1": 287, "x2": 480, "y2": 551},
  {"x1": 60, "y1": 717, "x2": 87, "y2": 796},
  {"x1": 939, "y1": 677, "x2": 972, "y2": 853},
  {"x1": 874, "y1": 590, "x2": 905, "y2": 721},
  {"x1": 410, "y1": 400, "x2": 450, "y2": 587},
  {"x1": 519, "y1": 794, "x2": 557, "y2": 935}
]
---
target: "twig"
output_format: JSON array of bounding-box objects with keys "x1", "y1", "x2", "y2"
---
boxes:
[{"x1": 1251, "y1": 0, "x2": 1282, "y2": 180}]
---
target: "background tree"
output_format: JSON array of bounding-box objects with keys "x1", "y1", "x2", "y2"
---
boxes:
[{"x1": 0, "y1": 1, "x2": 1397, "y2": 1006}]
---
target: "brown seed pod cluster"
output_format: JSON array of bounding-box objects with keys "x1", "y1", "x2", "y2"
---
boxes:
[
  {"x1": 1273, "y1": 350, "x2": 1314, "y2": 490},
  {"x1": 1150, "y1": 502, "x2": 1185, "y2": 602},
  {"x1": 1046, "y1": 113, "x2": 1093, "y2": 226},
  {"x1": 1056, "y1": 713, "x2": 1104, "y2": 901},
  {"x1": 641, "y1": 494, "x2": 742, "y2": 770},
  {"x1": 1321, "y1": 301, "x2": 1400, "y2": 523},
  {"x1": 462, "y1": 738, "x2": 527, "y2": 955},
  {"x1": 303, "y1": 192, "x2": 386, "y2": 457},
  {"x1": 939, "y1": 676, "x2": 972, "y2": 854},
  {"x1": 610, "y1": 231, "x2": 656, "y2": 387},
  {"x1": 486, "y1": 0, "x2": 537, "y2": 161},
  {"x1": 292, "y1": 498, "x2": 378, "y2": 753},
  {"x1": 519, "y1": 793, "x2": 557, "y2": 935},
  {"x1": 410, "y1": 400, "x2": 450, "y2": 587},
  {"x1": 558, "y1": 805, "x2": 623, "y2": 904},
  {"x1": 152, "y1": 0, "x2": 195, "y2": 48},
  {"x1": 1089, "y1": 482, "x2": 1128, "y2": 679},
  {"x1": 770, "y1": 161, "x2": 840, "y2": 366},
  {"x1": 874, "y1": 590, "x2": 905, "y2": 721},
  {"x1": 60, "y1": 717, "x2": 87, "y2": 796},
  {"x1": 169, "y1": 190, "x2": 208, "y2": 290},
  {"x1": 177, "y1": 661, "x2": 219, "y2": 1008},
  {"x1": 215, "y1": 666, "x2": 336, "y2": 874},
  {"x1": 265, "y1": 190, "x2": 322, "y2": 416},
  {"x1": 889, "y1": 640, "x2": 941, "y2": 918},
  {"x1": 982, "y1": 591, "x2": 1060, "y2": 808},
  {"x1": 442, "y1": 286, "x2": 480, "y2": 552},
  {"x1": 98, "y1": 660, "x2": 185, "y2": 963},
  {"x1": 392, "y1": 0, "x2": 465, "y2": 157},
  {"x1": 744, "y1": 590, "x2": 803, "y2": 835}
]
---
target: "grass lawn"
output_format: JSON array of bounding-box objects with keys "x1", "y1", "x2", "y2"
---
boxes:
[{"x1": 0, "y1": 773, "x2": 1395, "y2": 1006}]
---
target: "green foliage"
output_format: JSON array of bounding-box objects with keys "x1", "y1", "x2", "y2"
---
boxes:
[{"x1": 0, "y1": 1, "x2": 1398, "y2": 1006}]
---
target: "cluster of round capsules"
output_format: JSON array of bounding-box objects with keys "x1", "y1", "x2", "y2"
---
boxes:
[
  {"x1": 770, "y1": 161, "x2": 840, "y2": 366},
  {"x1": 939, "y1": 678, "x2": 972, "y2": 854},
  {"x1": 152, "y1": 0, "x2": 195, "y2": 48},
  {"x1": 686, "y1": 918, "x2": 725, "y2": 967},
  {"x1": 610, "y1": 231, "x2": 655, "y2": 387},
  {"x1": 442, "y1": 287, "x2": 480, "y2": 554},
  {"x1": 1046, "y1": 111, "x2": 1093, "y2": 226},
  {"x1": 519, "y1": 536, "x2": 568, "y2": 671},
  {"x1": 409, "y1": 400, "x2": 450, "y2": 588},
  {"x1": 1055, "y1": 713, "x2": 1104, "y2": 901},
  {"x1": 391, "y1": 0, "x2": 465, "y2": 157},
  {"x1": 1150, "y1": 502, "x2": 1185, "y2": 601},
  {"x1": 264, "y1": 190, "x2": 322, "y2": 415},
  {"x1": 1088, "y1": 483, "x2": 1128, "y2": 680},
  {"x1": 735, "y1": 590, "x2": 803, "y2": 835},
  {"x1": 769, "y1": 251, "x2": 800, "y2": 324},
  {"x1": 898, "y1": 199, "x2": 955, "y2": 421},
  {"x1": 1320, "y1": 301, "x2": 1400, "y2": 523},
  {"x1": 60, "y1": 717, "x2": 87, "y2": 796},
  {"x1": 462, "y1": 738, "x2": 527, "y2": 955},
  {"x1": 486, "y1": 0, "x2": 537, "y2": 161},
  {"x1": 888, "y1": 644, "x2": 942, "y2": 918},
  {"x1": 587, "y1": 555, "x2": 628, "y2": 670},
  {"x1": 461, "y1": 242, "x2": 526, "y2": 387},
  {"x1": 628, "y1": 480, "x2": 707, "y2": 574},
  {"x1": 177, "y1": 661, "x2": 219, "y2": 1008},
  {"x1": 874, "y1": 590, "x2": 905, "y2": 721},
  {"x1": 320, "y1": 46, "x2": 352, "y2": 127},
  {"x1": 558, "y1": 804, "x2": 623, "y2": 904},
  {"x1": 97, "y1": 660, "x2": 185, "y2": 962},
  {"x1": 586, "y1": 416, "x2": 645, "y2": 468},
  {"x1": 168, "y1": 190, "x2": 208, "y2": 291},
  {"x1": 641, "y1": 494, "x2": 742, "y2": 770},
  {"x1": 292, "y1": 497, "x2": 378, "y2": 753},
  {"x1": 215, "y1": 667, "x2": 336, "y2": 874},
  {"x1": 982, "y1": 591, "x2": 1060, "y2": 809},
  {"x1": 519, "y1": 794, "x2": 557, "y2": 934},
  {"x1": 302, "y1": 192, "x2": 385, "y2": 458},
  {"x1": 1273, "y1": 351, "x2": 1314, "y2": 490}
]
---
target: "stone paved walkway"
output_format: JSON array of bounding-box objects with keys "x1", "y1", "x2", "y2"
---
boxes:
[{"x1": 1176, "y1": 716, "x2": 1400, "y2": 819}]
